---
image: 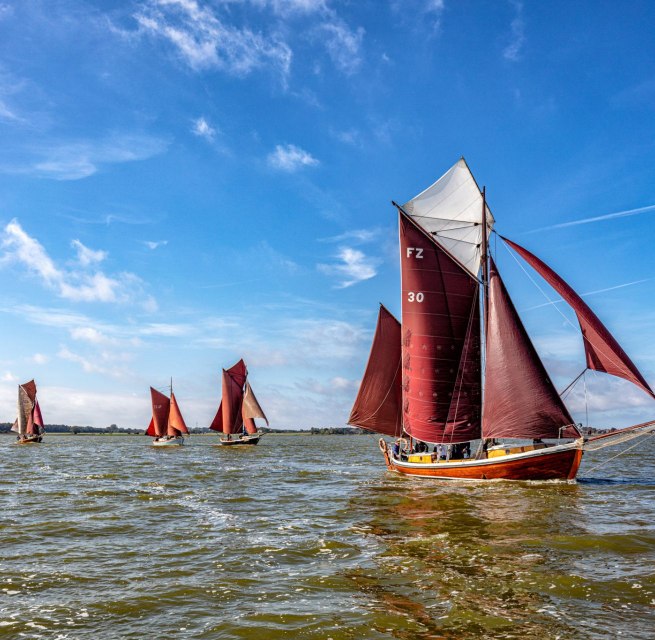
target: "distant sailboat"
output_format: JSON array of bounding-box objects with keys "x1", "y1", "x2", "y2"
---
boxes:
[
  {"x1": 146, "y1": 382, "x2": 189, "y2": 447},
  {"x1": 12, "y1": 379, "x2": 45, "y2": 445},
  {"x1": 349, "y1": 158, "x2": 655, "y2": 480},
  {"x1": 210, "y1": 359, "x2": 269, "y2": 446}
]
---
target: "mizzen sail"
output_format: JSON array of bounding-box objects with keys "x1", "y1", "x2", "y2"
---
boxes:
[
  {"x1": 348, "y1": 305, "x2": 402, "y2": 436},
  {"x1": 482, "y1": 258, "x2": 579, "y2": 439},
  {"x1": 502, "y1": 237, "x2": 654, "y2": 399}
]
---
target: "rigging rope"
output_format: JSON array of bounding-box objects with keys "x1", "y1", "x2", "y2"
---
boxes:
[{"x1": 583, "y1": 432, "x2": 654, "y2": 473}]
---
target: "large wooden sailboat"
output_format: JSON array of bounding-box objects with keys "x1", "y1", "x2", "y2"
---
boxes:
[
  {"x1": 210, "y1": 359, "x2": 269, "y2": 446},
  {"x1": 349, "y1": 158, "x2": 655, "y2": 480},
  {"x1": 146, "y1": 383, "x2": 189, "y2": 447},
  {"x1": 12, "y1": 379, "x2": 45, "y2": 445}
]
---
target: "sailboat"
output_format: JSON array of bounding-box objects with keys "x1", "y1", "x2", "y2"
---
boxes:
[
  {"x1": 146, "y1": 382, "x2": 189, "y2": 447},
  {"x1": 349, "y1": 158, "x2": 655, "y2": 480},
  {"x1": 209, "y1": 359, "x2": 269, "y2": 446},
  {"x1": 12, "y1": 379, "x2": 45, "y2": 444}
]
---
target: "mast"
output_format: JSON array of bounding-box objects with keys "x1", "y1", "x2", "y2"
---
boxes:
[{"x1": 480, "y1": 186, "x2": 489, "y2": 326}]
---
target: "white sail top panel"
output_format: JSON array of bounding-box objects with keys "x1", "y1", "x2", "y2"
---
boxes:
[{"x1": 402, "y1": 158, "x2": 495, "y2": 277}]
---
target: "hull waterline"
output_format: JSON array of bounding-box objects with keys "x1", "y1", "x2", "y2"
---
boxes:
[
  {"x1": 217, "y1": 434, "x2": 261, "y2": 446},
  {"x1": 151, "y1": 436, "x2": 185, "y2": 447},
  {"x1": 14, "y1": 436, "x2": 42, "y2": 445},
  {"x1": 380, "y1": 440, "x2": 584, "y2": 481}
]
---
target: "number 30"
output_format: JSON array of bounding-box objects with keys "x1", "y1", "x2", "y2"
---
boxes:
[{"x1": 407, "y1": 292, "x2": 424, "y2": 302}]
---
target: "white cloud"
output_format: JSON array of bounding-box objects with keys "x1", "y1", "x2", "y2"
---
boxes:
[
  {"x1": 192, "y1": 116, "x2": 216, "y2": 140},
  {"x1": 317, "y1": 246, "x2": 379, "y2": 288},
  {"x1": 32, "y1": 353, "x2": 49, "y2": 364},
  {"x1": 1, "y1": 220, "x2": 156, "y2": 309},
  {"x1": 1, "y1": 371, "x2": 17, "y2": 382},
  {"x1": 252, "y1": 0, "x2": 327, "y2": 14},
  {"x1": 267, "y1": 143, "x2": 319, "y2": 172},
  {"x1": 144, "y1": 240, "x2": 168, "y2": 249},
  {"x1": 0, "y1": 134, "x2": 168, "y2": 181},
  {"x1": 71, "y1": 239, "x2": 107, "y2": 266},
  {"x1": 134, "y1": 0, "x2": 292, "y2": 80},
  {"x1": 503, "y1": 0, "x2": 525, "y2": 61},
  {"x1": 317, "y1": 19, "x2": 364, "y2": 75},
  {"x1": 319, "y1": 228, "x2": 381, "y2": 244}
]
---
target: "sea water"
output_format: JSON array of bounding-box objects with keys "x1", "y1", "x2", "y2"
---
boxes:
[{"x1": 1, "y1": 434, "x2": 653, "y2": 639}]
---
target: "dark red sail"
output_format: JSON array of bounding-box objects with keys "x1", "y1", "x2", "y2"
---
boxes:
[
  {"x1": 149, "y1": 387, "x2": 170, "y2": 438},
  {"x1": 400, "y1": 213, "x2": 482, "y2": 443},
  {"x1": 503, "y1": 237, "x2": 654, "y2": 399},
  {"x1": 348, "y1": 304, "x2": 402, "y2": 437},
  {"x1": 209, "y1": 402, "x2": 223, "y2": 432},
  {"x1": 168, "y1": 391, "x2": 189, "y2": 436},
  {"x1": 483, "y1": 258, "x2": 579, "y2": 439},
  {"x1": 222, "y1": 359, "x2": 248, "y2": 434}
]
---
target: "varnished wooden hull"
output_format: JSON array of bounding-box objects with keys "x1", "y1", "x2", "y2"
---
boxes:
[
  {"x1": 217, "y1": 434, "x2": 261, "y2": 446},
  {"x1": 384, "y1": 442, "x2": 584, "y2": 481}
]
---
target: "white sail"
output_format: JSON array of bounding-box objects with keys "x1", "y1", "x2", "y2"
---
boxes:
[{"x1": 402, "y1": 158, "x2": 494, "y2": 277}]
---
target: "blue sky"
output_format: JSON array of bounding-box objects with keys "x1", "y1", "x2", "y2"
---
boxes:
[{"x1": 1, "y1": 0, "x2": 654, "y2": 430}]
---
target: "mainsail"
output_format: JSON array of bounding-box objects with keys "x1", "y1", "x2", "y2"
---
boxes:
[
  {"x1": 399, "y1": 212, "x2": 482, "y2": 443},
  {"x1": 348, "y1": 305, "x2": 402, "y2": 436},
  {"x1": 222, "y1": 359, "x2": 248, "y2": 435},
  {"x1": 14, "y1": 380, "x2": 40, "y2": 436},
  {"x1": 482, "y1": 258, "x2": 579, "y2": 439},
  {"x1": 502, "y1": 237, "x2": 655, "y2": 399},
  {"x1": 242, "y1": 382, "x2": 268, "y2": 434},
  {"x1": 147, "y1": 387, "x2": 170, "y2": 437}
]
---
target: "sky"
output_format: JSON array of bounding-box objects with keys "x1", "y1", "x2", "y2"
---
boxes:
[{"x1": 1, "y1": 0, "x2": 654, "y2": 431}]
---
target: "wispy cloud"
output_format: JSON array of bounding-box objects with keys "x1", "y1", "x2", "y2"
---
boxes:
[
  {"x1": 317, "y1": 18, "x2": 364, "y2": 75},
  {"x1": 318, "y1": 228, "x2": 381, "y2": 244},
  {"x1": 134, "y1": 0, "x2": 292, "y2": 80},
  {"x1": 192, "y1": 116, "x2": 216, "y2": 140},
  {"x1": 1, "y1": 220, "x2": 156, "y2": 309},
  {"x1": 1, "y1": 371, "x2": 17, "y2": 382},
  {"x1": 267, "y1": 143, "x2": 319, "y2": 171},
  {"x1": 71, "y1": 239, "x2": 107, "y2": 266},
  {"x1": 390, "y1": 0, "x2": 445, "y2": 33},
  {"x1": 144, "y1": 240, "x2": 168, "y2": 250},
  {"x1": 317, "y1": 246, "x2": 379, "y2": 288},
  {"x1": 527, "y1": 203, "x2": 655, "y2": 233},
  {"x1": 503, "y1": 0, "x2": 525, "y2": 61},
  {"x1": 0, "y1": 133, "x2": 168, "y2": 181}
]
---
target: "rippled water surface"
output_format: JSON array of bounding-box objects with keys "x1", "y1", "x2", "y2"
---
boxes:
[{"x1": 1, "y1": 434, "x2": 654, "y2": 639}]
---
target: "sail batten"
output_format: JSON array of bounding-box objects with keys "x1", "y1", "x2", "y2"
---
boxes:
[{"x1": 502, "y1": 237, "x2": 654, "y2": 399}]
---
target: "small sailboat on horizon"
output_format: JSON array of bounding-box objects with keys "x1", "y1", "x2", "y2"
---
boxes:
[
  {"x1": 210, "y1": 359, "x2": 269, "y2": 446},
  {"x1": 146, "y1": 381, "x2": 189, "y2": 447},
  {"x1": 349, "y1": 158, "x2": 655, "y2": 481},
  {"x1": 12, "y1": 379, "x2": 45, "y2": 445}
]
